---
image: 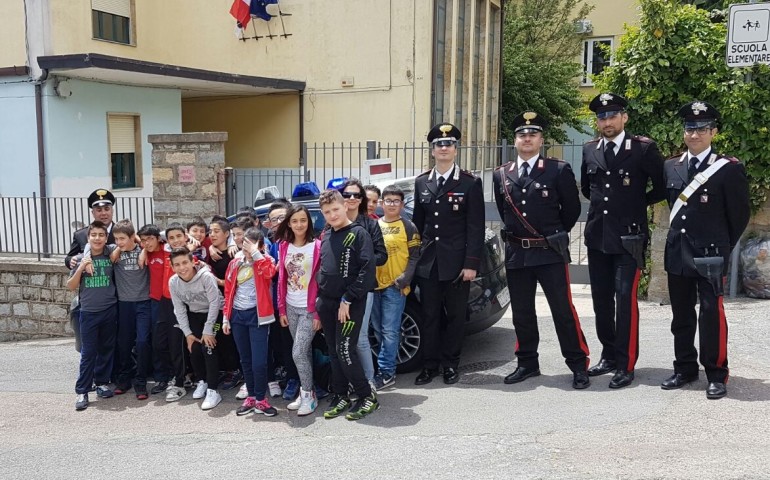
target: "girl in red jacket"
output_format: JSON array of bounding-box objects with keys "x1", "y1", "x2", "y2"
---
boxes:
[
  {"x1": 222, "y1": 228, "x2": 278, "y2": 417},
  {"x1": 276, "y1": 204, "x2": 322, "y2": 416}
]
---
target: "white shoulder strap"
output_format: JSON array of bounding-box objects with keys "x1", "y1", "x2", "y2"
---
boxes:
[{"x1": 669, "y1": 157, "x2": 730, "y2": 223}]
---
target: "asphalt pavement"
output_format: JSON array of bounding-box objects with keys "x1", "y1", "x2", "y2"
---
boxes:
[{"x1": 0, "y1": 286, "x2": 769, "y2": 479}]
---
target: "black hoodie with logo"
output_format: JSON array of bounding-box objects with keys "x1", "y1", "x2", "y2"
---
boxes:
[{"x1": 316, "y1": 221, "x2": 376, "y2": 302}]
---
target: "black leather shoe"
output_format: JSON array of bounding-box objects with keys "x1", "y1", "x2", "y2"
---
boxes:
[
  {"x1": 415, "y1": 368, "x2": 439, "y2": 386},
  {"x1": 706, "y1": 382, "x2": 727, "y2": 399},
  {"x1": 503, "y1": 366, "x2": 541, "y2": 385},
  {"x1": 573, "y1": 371, "x2": 590, "y2": 390},
  {"x1": 660, "y1": 372, "x2": 699, "y2": 390},
  {"x1": 443, "y1": 367, "x2": 460, "y2": 385},
  {"x1": 587, "y1": 358, "x2": 617, "y2": 377},
  {"x1": 608, "y1": 369, "x2": 634, "y2": 389}
]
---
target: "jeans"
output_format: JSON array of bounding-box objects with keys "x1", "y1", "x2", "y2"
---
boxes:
[
  {"x1": 371, "y1": 286, "x2": 407, "y2": 377},
  {"x1": 356, "y1": 292, "x2": 375, "y2": 381},
  {"x1": 75, "y1": 304, "x2": 118, "y2": 394},
  {"x1": 115, "y1": 300, "x2": 152, "y2": 387},
  {"x1": 230, "y1": 309, "x2": 270, "y2": 401}
]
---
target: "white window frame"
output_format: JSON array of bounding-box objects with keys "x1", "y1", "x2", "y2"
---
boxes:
[{"x1": 581, "y1": 37, "x2": 613, "y2": 86}]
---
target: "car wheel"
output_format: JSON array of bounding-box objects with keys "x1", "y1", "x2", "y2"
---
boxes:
[
  {"x1": 396, "y1": 301, "x2": 424, "y2": 373},
  {"x1": 368, "y1": 300, "x2": 424, "y2": 374}
]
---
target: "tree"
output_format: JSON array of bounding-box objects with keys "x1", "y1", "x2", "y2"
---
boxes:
[
  {"x1": 594, "y1": 0, "x2": 770, "y2": 211},
  {"x1": 501, "y1": 0, "x2": 594, "y2": 143}
]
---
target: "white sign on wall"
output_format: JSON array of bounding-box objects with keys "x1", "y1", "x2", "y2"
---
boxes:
[{"x1": 727, "y1": 2, "x2": 770, "y2": 67}]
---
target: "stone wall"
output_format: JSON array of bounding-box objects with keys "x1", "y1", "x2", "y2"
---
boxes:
[
  {"x1": 149, "y1": 132, "x2": 228, "y2": 227},
  {"x1": 0, "y1": 257, "x2": 74, "y2": 342}
]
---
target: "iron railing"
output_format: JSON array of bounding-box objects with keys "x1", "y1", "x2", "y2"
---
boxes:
[{"x1": 0, "y1": 194, "x2": 154, "y2": 260}]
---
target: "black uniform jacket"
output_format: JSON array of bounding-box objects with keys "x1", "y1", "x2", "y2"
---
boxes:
[
  {"x1": 493, "y1": 156, "x2": 581, "y2": 269},
  {"x1": 581, "y1": 134, "x2": 666, "y2": 254},
  {"x1": 663, "y1": 150, "x2": 750, "y2": 277},
  {"x1": 412, "y1": 166, "x2": 485, "y2": 281},
  {"x1": 65, "y1": 226, "x2": 115, "y2": 268}
]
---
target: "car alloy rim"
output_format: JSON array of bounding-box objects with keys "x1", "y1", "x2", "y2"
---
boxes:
[{"x1": 398, "y1": 311, "x2": 421, "y2": 364}]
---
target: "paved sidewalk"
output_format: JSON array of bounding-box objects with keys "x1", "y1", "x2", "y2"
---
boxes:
[{"x1": 0, "y1": 287, "x2": 768, "y2": 479}]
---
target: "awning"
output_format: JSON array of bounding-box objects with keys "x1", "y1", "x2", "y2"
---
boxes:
[{"x1": 36, "y1": 53, "x2": 304, "y2": 98}]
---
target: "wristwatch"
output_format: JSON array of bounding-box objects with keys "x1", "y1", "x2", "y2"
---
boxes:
[{"x1": 341, "y1": 297, "x2": 352, "y2": 305}]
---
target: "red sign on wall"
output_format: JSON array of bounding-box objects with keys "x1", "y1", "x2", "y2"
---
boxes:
[{"x1": 178, "y1": 166, "x2": 196, "y2": 183}]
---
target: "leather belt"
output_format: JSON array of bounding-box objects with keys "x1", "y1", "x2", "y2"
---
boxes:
[{"x1": 503, "y1": 232, "x2": 548, "y2": 248}]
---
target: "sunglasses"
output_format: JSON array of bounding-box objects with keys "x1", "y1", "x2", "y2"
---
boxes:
[
  {"x1": 433, "y1": 139, "x2": 457, "y2": 148},
  {"x1": 341, "y1": 192, "x2": 364, "y2": 199}
]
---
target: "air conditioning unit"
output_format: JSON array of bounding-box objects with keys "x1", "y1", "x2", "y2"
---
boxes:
[{"x1": 574, "y1": 19, "x2": 593, "y2": 34}]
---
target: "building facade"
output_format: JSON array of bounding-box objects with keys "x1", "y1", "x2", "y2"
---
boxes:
[{"x1": 0, "y1": 0, "x2": 502, "y2": 198}]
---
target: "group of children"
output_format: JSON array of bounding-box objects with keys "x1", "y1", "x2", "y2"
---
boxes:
[{"x1": 69, "y1": 181, "x2": 420, "y2": 422}]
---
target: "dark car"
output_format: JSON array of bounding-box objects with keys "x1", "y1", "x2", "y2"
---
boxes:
[{"x1": 238, "y1": 187, "x2": 510, "y2": 372}]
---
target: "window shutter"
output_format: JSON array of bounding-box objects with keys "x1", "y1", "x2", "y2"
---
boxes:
[
  {"x1": 108, "y1": 115, "x2": 136, "y2": 154},
  {"x1": 92, "y1": 0, "x2": 131, "y2": 18}
]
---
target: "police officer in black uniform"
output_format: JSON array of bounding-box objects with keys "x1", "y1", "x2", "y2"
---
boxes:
[
  {"x1": 65, "y1": 188, "x2": 116, "y2": 351},
  {"x1": 581, "y1": 93, "x2": 666, "y2": 389},
  {"x1": 661, "y1": 101, "x2": 749, "y2": 399},
  {"x1": 412, "y1": 123, "x2": 485, "y2": 385},
  {"x1": 494, "y1": 112, "x2": 591, "y2": 389}
]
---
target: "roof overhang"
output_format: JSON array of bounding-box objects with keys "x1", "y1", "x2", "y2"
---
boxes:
[{"x1": 36, "y1": 53, "x2": 304, "y2": 98}]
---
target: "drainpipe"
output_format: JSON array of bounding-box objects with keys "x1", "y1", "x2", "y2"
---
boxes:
[{"x1": 35, "y1": 72, "x2": 51, "y2": 256}]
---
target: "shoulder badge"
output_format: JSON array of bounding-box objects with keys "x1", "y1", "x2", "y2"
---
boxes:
[{"x1": 633, "y1": 135, "x2": 653, "y2": 144}]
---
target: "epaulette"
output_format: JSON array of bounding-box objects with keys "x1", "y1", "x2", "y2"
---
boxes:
[
  {"x1": 667, "y1": 152, "x2": 684, "y2": 161},
  {"x1": 546, "y1": 156, "x2": 566, "y2": 164},
  {"x1": 632, "y1": 135, "x2": 653, "y2": 143},
  {"x1": 585, "y1": 138, "x2": 600, "y2": 145},
  {"x1": 417, "y1": 169, "x2": 431, "y2": 178},
  {"x1": 724, "y1": 155, "x2": 740, "y2": 163},
  {"x1": 495, "y1": 161, "x2": 513, "y2": 171},
  {"x1": 460, "y1": 169, "x2": 477, "y2": 178}
]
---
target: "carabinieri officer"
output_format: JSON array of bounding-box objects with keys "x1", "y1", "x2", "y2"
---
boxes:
[
  {"x1": 661, "y1": 101, "x2": 749, "y2": 399},
  {"x1": 494, "y1": 112, "x2": 591, "y2": 389},
  {"x1": 581, "y1": 93, "x2": 666, "y2": 389},
  {"x1": 412, "y1": 123, "x2": 485, "y2": 385}
]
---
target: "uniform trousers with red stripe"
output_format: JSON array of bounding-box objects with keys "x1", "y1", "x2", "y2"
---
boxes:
[
  {"x1": 506, "y1": 262, "x2": 590, "y2": 372},
  {"x1": 587, "y1": 249, "x2": 641, "y2": 372},
  {"x1": 667, "y1": 273, "x2": 729, "y2": 383}
]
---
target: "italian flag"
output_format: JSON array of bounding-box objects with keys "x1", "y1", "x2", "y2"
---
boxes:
[{"x1": 230, "y1": 0, "x2": 252, "y2": 28}]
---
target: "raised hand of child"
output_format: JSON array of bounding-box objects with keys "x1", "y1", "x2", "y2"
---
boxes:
[
  {"x1": 209, "y1": 244, "x2": 222, "y2": 261},
  {"x1": 82, "y1": 254, "x2": 94, "y2": 275}
]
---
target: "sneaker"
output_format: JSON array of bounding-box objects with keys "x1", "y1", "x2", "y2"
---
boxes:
[
  {"x1": 235, "y1": 383, "x2": 249, "y2": 400},
  {"x1": 283, "y1": 378, "x2": 299, "y2": 401},
  {"x1": 287, "y1": 392, "x2": 302, "y2": 411},
  {"x1": 220, "y1": 370, "x2": 243, "y2": 390},
  {"x1": 297, "y1": 388, "x2": 318, "y2": 416},
  {"x1": 95, "y1": 385, "x2": 114, "y2": 399},
  {"x1": 254, "y1": 398, "x2": 278, "y2": 417},
  {"x1": 323, "y1": 394, "x2": 352, "y2": 419},
  {"x1": 236, "y1": 397, "x2": 257, "y2": 416},
  {"x1": 113, "y1": 383, "x2": 131, "y2": 395},
  {"x1": 165, "y1": 385, "x2": 186, "y2": 402},
  {"x1": 75, "y1": 393, "x2": 89, "y2": 411},
  {"x1": 373, "y1": 373, "x2": 396, "y2": 391},
  {"x1": 268, "y1": 381, "x2": 282, "y2": 398},
  {"x1": 192, "y1": 380, "x2": 208, "y2": 399},
  {"x1": 201, "y1": 389, "x2": 222, "y2": 410},
  {"x1": 135, "y1": 385, "x2": 149, "y2": 400},
  {"x1": 345, "y1": 393, "x2": 380, "y2": 421},
  {"x1": 150, "y1": 382, "x2": 168, "y2": 395}
]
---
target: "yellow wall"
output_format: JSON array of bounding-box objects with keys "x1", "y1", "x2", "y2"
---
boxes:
[
  {"x1": 0, "y1": 1, "x2": 29, "y2": 67},
  {"x1": 182, "y1": 93, "x2": 300, "y2": 169},
  {"x1": 49, "y1": 0, "x2": 437, "y2": 143}
]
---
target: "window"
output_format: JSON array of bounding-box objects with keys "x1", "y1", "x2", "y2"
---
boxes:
[
  {"x1": 92, "y1": 0, "x2": 132, "y2": 45},
  {"x1": 582, "y1": 38, "x2": 613, "y2": 85},
  {"x1": 108, "y1": 114, "x2": 141, "y2": 189}
]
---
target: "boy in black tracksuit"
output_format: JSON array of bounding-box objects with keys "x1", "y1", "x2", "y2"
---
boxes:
[{"x1": 316, "y1": 189, "x2": 379, "y2": 420}]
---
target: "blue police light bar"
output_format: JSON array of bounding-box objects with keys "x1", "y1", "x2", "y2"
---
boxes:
[
  {"x1": 326, "y1": 177, "x2": 348, "y2": 191},
  {"x1": 291, "y1": 182, "x2": 321, "y2": 199}
]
